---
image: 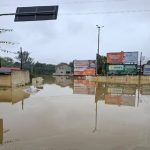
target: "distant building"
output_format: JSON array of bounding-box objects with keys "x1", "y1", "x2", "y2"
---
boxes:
[
  {"x1": 73, "y1": 60, "x2": 96, "y2": 76},
  {"x1": 53, "y1": 63, "x2": 72, "y2": 76}
]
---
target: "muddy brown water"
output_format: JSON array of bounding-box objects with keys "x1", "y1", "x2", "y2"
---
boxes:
[{"x1": 0, "y1": 77, "x2": 150, "y2": 150}]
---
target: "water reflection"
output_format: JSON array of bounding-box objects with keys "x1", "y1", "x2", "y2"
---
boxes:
[
  {"x1": 54, "y1": 76, "x2": 73, "y2": 88},
  {"x1": 0, "y1": 87, "x2": 30, "y2": 144},
  {"x1": 141, "y1": 85, "x2": 150, "y2": 95},
  {"x1": 98, "y1": 84, "x2": 136, "y2": 107},
  {"x1": 72, "y1": 80, "x2": 138, "y2": 107},
  {"x1": 73, "y1": 80, "x2": 96, "y2": 95},
  {"x1": 0, "y1": 119, "x2": 3, "y2": 144},
  {"x1": 0, "y1": 76, "x2": 150, "y2": 149},
  {"x1": 51, "y1": 77, "x2": 150, "y2": 106},
  {"x1": 0, "y1": 87, "x2": 30, "y2": 106},
  {"x1": 71, "y1": 79, "x2": 150, "y2": 133}
]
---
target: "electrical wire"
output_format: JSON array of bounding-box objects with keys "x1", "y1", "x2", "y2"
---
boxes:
[
  {"x1": 0, "y1": 41, "x2": 19, "y2": 45},
  {"x1": 0, "y1": 48, "x2": 17, "y2": 54},
  {"x1": 59, "y1": 9, "x2": 150, "y2": 16},
  {"x1": 0, "y1": 29, "x2": 13, "y2": 34},
  {"x1": 0, "y1": 0, "x2": 128, "y2": 6},
  {"x1": 0, "y1": 9, "x2": 149, "y2": 17}
]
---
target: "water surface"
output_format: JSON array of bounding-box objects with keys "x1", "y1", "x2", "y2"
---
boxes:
[{"x1": 0, "y1": 76, "x2": 150, "y2": 150}]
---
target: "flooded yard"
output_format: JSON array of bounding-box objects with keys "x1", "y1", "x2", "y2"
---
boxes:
[{"x1": 0, "y1": 76, "x2": 150, "y2": 150}]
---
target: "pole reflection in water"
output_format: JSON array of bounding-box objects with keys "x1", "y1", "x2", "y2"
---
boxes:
[
  {"x1": 0, "y1": 119, "x2": 3, "y2": 144},
  {"x1": 93, "y1": 101, "x2": 98, "y2": 133}
]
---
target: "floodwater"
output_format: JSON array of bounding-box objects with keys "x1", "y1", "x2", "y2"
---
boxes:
[{"x1": 0, "y1": 76, "x2": 150, "y2": 150}]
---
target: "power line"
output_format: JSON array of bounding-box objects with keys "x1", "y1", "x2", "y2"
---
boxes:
[
  {"x1": 0, "y1": 29, "x2": 13, "y2": 34},
  {"x1": 0, "y1": 41, "x2": 19, "y2": 45},
  {"x1": 0, "y1": 48, "x2": 17, "y2": 54},
  {"x1": 2, "y1": 9, "x2": 148, "y2": 17},
  {"x1": 0, "y1": 0, "x2": 128, "y2": 6},
  {"x1": 60, "y1": 9, "x2": 150, "y2": 16},
  {"x1": 44, "y1": 0, "x2": 128, "y2": 5}
]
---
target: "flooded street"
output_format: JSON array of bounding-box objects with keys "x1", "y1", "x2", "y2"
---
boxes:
[{"x1": 0, "y1": 76, "x2": 150, "y2": 150}]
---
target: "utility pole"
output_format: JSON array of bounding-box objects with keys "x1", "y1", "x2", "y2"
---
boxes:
[
  {"x1": 20, "y1": 47, "x2": 23, "y2": 70},
  {"x1": 139, "y1": 52, "x2": 142, "y2": 77},
  {"x1": 96, "y1": 25, "x2": 104, "y2": 75},
  {"x1": 96, "y1": 25, "x2": 104, "y2": 55},
  {"x1": 138, "y1": 52, "x2": 142, "y2": 107},
  {"x1": 0, "y1": 57, "x2": 1, "y2": 68}
]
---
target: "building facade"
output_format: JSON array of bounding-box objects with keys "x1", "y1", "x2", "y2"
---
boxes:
[{"x1": 53, "y1": 63, "x2": 72, "y2": 76}]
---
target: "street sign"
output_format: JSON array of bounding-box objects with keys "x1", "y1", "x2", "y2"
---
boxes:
[{"x1": 14, "y1": 5, "x2": 58, "y2": 22}]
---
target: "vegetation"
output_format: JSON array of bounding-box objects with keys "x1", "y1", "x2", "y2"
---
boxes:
[
  {"x1": 1, "y1": 57, "x2": 14, "y2": 67},
  {"x1": 0, "y1": 51, "x2": 56, "y2": 75},
  {"x1": 97, "y1": 55, "x2": 107, "y2": 75},
  {"x1": 15, "y1": 51, "x2": 34, "y2": 66},
  {"x1": 0, "y1": 50, "x2": 107, "y2": 75},
  {"x1": 147, "y1": 60, "x2": 150, "y2": 65}
]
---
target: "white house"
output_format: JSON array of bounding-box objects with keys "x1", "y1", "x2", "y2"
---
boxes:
[{"x1": 53, "y1": 63, "x2": 72, "y2": 76}]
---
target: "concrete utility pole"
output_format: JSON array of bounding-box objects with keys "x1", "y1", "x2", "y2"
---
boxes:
[
  {"x1": 138, "y1": 52, "x2": 142, "y2": 107},
  {"x1": 96, "y1": 25, "x2": 104, "y2": 75},
  {"x1": 96, "y1": 25, "x2": 104, "y2": 55},
  {"x1": 0, "y1": 57, "x2": 1, "y2": 68}
]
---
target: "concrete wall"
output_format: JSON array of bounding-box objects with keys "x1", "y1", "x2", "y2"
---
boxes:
[
  {"x1": 11, "y1": 70, "x2": 30, "y2": 87},
  {"x1": 0, "y1": 70, "x2": 30, "y2": 87},
  {"x1": 86, "y1": 75, "x2": 150, "y2": 84},
  {"x1": 0, "y1": 75, "x2": 11, "y2": 87}
]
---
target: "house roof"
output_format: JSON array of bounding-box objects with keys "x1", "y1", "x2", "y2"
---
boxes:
[
  {"x1": 0, "y1": 67, "x2": 20, "y2": 74},
  {"x1": 56, "y1": 63, "x2": 70, "y2": 67}
]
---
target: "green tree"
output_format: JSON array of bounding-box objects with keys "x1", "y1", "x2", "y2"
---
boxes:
[
  {"x1": 0, "y1": 57, "x2": 14, "y2": 67},
  {"x1": 33, "y1": 62, "x2": 55, "y2": 75},
  {"x1": 97, "y1": 55, "x2": 107, "y2": 75},
  {"x1": 69, "y1": 61, "x2": 74, "y2": 72},
  {"x1": 15, "y1": 51, "x2": 34, "y2": 65}
]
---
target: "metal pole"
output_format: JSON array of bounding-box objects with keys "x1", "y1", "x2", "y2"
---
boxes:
[
  {"x1": 0, "y1": 57, "x2": 1, "y2": 68},
  {"x1": 96, "y1": 25, "x2": 104, "y2": 55},
  {"x1": 139, "y1": 52, "x2": 142, "y2": 78},
  {"x1": 96, "y1": 25, "x2": 104, "y2": 75},
  {"x1": 137, "y1": 52, "x2": 142, "y2": 107},
  {"x1": 0, "y1": 12, "x2": 56, "y2": 17},
  {"x1": 0, "y1": 13, "x2": 16, "y2": 16},
  {"x1": 97, "y1": 27, "x2": 100, "y2": 55},
  {"x1": 20, "y1": 47, "x2": 23, "y2": 70}
]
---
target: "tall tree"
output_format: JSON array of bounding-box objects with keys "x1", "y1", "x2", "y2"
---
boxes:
[{"x1": 15, "y1": 51, "x2": 34, "y2": 65}]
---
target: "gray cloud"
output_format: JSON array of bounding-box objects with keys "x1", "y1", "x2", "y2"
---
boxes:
[{"x1": 0, "y1": 0, "x2": 150, "y2": 64}]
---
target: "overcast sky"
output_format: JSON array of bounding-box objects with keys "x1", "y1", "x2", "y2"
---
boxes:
[{"x1": 0, "y1": 0, "x2": 150, "y2": 64}]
